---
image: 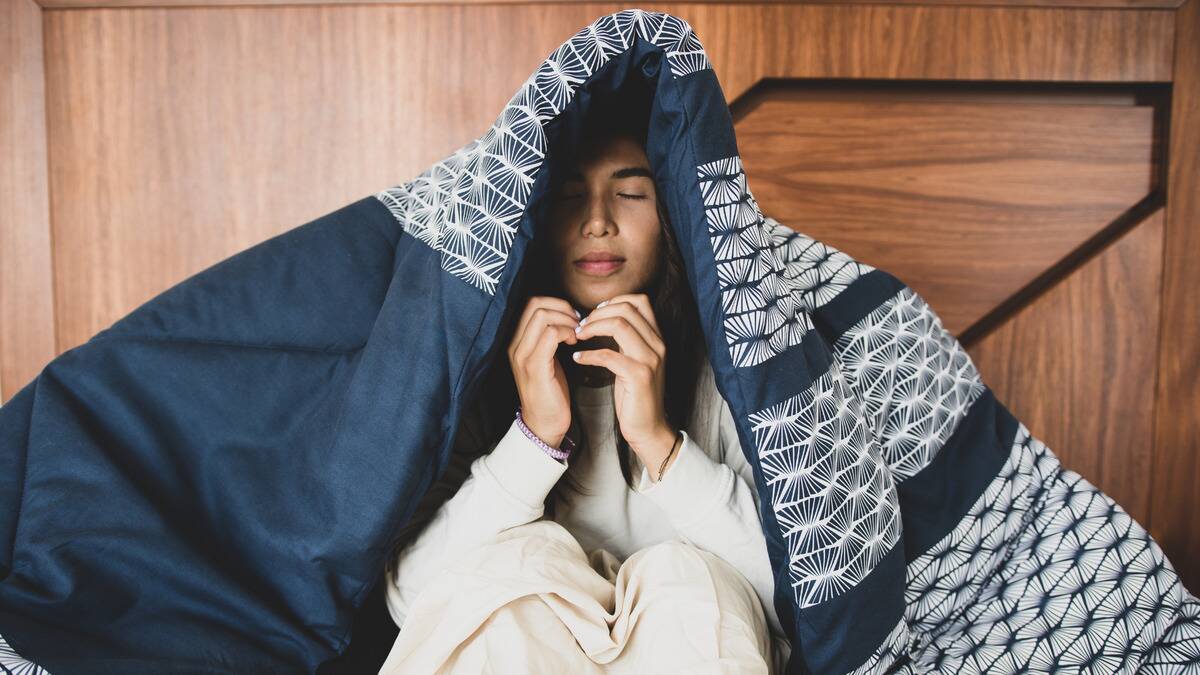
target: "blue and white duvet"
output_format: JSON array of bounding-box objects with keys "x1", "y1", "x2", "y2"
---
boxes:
[{"x1": 1, "y1": 9, "x2": 1196, "y2": 674}]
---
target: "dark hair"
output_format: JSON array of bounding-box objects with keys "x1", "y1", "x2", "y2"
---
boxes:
[
  {"x1": 520, "y1": 140, "x2": 704, "y2": 516},
  {"x1": 383, "y1": 112, "x2": 705, "y2": 580}
]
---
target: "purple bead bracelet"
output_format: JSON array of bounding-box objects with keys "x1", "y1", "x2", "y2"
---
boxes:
[{"x1": 515, "y1": 407, "x2": 576, "y2": 461}]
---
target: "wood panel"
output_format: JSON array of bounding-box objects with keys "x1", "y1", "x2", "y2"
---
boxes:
[
  {"x1": 968, "y1": 211, "x2": 1164, "y2": 528},
  {"x1": 38, "y1": 3, "x2": 1175, "y2": 355},
  {"x1": 0, "y1": 0, "x2": 56, "y2": 405},
  {"x1": 34, "y1": 0, "x2": 1188, "y2": 9},
  {"x1": 1151, "y1": 0, "x2": 1200, "y2": 589},
  {"x1": 710, "y1": 4, "x2": 1175, "y2": 100},
  {"x1": 735, "y1": 84, "x2": 1159, "y2": 335},
  {"x1": 12, "y1": 0, "x2": 1195, "y2": 588}
]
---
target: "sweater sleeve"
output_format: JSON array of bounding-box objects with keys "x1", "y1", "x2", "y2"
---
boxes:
[
  {"x1": 384, "y1": 416, "x2": 569, "y2": 630},
  {"x1": 632, "y1": 421, "x2": 785, "y2": 644}
]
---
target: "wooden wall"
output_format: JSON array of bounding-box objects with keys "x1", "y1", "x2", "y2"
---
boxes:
[{"x1": 2, "y1": 0, "x2": 1196, "y2": 588}]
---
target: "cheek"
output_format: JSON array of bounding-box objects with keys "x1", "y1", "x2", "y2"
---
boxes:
[{"x1": 632, "y1": 227, "x2": 663, "y2": 274}]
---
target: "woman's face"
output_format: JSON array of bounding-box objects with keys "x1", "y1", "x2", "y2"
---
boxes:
[{"x1": 545, "y1": 133, "x2": 663, "y2": 313}]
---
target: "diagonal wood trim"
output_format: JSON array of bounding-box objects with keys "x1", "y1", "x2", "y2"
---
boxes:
[
  {"x1": 958, "y1": 194, "x2": 1166, "y2": 348},
  {"x1": 730, "y1": 80, "x2": 1165, "y2": 337},
  {"x1": 968, "y1": 210, "x2": 1165, "y2": 529}
]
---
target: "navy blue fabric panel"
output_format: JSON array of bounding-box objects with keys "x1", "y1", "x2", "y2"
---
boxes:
[
  {"x1": 0, "y1": 336, "x2": 357, "y2": 671},
  {"x1": 810, "y1": 268, "x2": 906, "y2": 345},
  {"x1": 793, "y1": 541, "x2": 907, "y2": 675},
  {"x1": 0, "y1": 376, "x2": 32, "y2": 578},
  {"x1": 643, "y1": 56, "x2": 741, "y2": 414},
  {"x1": 671, "y1": 67, "x2": 739, "y2": 168},
  {"x1": 730, "y1": 330, "x2": 832, "y2": 414},
  {"x1": 0, "y1": 195, "x2": 492, "y2": 672},
  {"x1": 3, "y1": 11, "x2": 1194, "y2": 674},
  {"x1": 897, "y1": 386, "x2": 1019, "y2": 562},
  {"x1": 640, "y1": 43, "x2": 813, "y2": 654},
  {"x1": 100, "y1": 196, "x2": 399, "y2": 352}
]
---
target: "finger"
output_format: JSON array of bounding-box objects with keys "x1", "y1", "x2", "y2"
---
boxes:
[
  {"x1": 511, "y1": 297, "x2": 580, "y2": 357},
  {"x1": 572, "y1": 348, "x2": 652, "y2": 384},
  {"x1": 532, "y1": 321, "x2": 578, "y2": 367},
  {"x1": 514, "y1": 311, "x2": 578, "y2": 367},
  {"x1": 595, "y1": 294, "x2": 660, "y2": 338},
  {"x1": 576, "y1": 318, "x2": 659, "y2": 366},
  {"x1": 580, "y1": 301, "x2": 663, "y2": 358},
  {"x1": 513, "y1": 296, "x2": 579, "y2": 350}
]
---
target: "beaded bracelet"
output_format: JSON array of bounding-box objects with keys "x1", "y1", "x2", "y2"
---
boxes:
[{"x1": 515, "y1": 407, "x2": 576, "y2": 461}]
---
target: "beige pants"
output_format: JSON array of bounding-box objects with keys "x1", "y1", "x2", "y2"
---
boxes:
[{"x1": 380, "y1": 519, "x2": 773, "y2": 674}]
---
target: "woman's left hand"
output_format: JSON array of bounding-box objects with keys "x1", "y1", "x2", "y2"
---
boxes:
[{"x1": 572, "y1": 293, "x2": 679, "y2": 474}]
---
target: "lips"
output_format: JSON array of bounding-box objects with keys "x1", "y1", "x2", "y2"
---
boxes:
[{"x1": 574, "y1": 251, "x2": 625, "y2": 276}]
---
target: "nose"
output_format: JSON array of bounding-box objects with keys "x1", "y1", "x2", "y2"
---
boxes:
[{"x1": 580, "y1": 196, "x2": 616, "y2": 238}]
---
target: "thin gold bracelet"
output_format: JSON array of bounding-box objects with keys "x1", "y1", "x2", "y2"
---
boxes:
[{"x1": 656, "y1": 431, "x2": 683, "y2": 482}]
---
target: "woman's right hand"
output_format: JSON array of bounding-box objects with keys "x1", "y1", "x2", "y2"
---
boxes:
[{"x1": 506, "y1": 296, "x2": 580, "y2": 448}]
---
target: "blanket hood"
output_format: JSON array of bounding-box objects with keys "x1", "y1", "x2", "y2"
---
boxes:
[{"x1": 2, "y1": 8, "x2": 1197, "y2": 675}]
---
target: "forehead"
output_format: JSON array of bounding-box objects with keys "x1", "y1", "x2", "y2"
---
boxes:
[{"x1": 563, "y1": 135, "x2": 652, "y2": 181}]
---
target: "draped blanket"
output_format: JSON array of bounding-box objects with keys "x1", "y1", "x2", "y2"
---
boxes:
[{"x1": 1, "y1": 8, "x2": 1197, "y2": 674}]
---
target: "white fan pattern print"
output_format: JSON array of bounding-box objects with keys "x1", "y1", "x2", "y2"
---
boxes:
[
  {"x1": 366, "y1": 7, "x2": 1200, "y2": 673},
  {"x1": 374, "y1": 9, "x2": 709, "y2": 295}
]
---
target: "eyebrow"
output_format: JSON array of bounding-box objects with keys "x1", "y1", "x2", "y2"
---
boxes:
[{"x1": 564, "y1": 166, "x2": 653, "y2": 181}]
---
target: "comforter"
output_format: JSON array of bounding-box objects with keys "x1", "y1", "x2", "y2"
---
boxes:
[{"x1": 1, "y1": 8, "x2": 1196, "y2": 674}]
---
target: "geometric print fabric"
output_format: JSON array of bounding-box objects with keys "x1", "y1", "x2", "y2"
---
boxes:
[
  {"x1": 367, "y1": 8, "x2": 1200, "y2": 673},
  {"x1": 697, "y1": 155, "x2": 810, "y2": 369},
  {"x1": 698, "y1": 155, "x2": 876, "y2": 369},
  {"x1": 903, "y1": 423, "x2": 1200, "y2": 673},
  {"x1": 762, "y1": 215, "x2": 876, "y2": 314},
  {"x1": 374, "y1": 9, "x2": 710, "y2": 295},
  {"x1": 835, "y1": 287, "x2": 986, "y2": 483},
  {"x1": 1, "y1": 633, "x2": 50, "y2": 675},
  {"x1": 748, "y1": 361, "x2": 903, "y2": 610}
]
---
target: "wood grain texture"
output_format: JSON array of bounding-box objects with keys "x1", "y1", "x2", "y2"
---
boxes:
[
  {"x1": 18, "y1": 0, "x2": 1197, "y2": 586},
  {"x1": 664, "y1": 4, "x2": 1176, "y2": 101},
  {"x1": 736, "y1": 86, "x2": 1158, "y2": 335},
  {"x1": 968, "y1": 210, "x2": 1164, "y2": 532},
  {"x1": 1151, "y1": 0, "x2": 1200, "y2": 591},
  {"x1": 0, "y1": 0, "x2": 56, "y2": 405},
  {"x1": 37, "y1": 3, "x2": 1176, "y2": 353},
  {"x1": 35, "y1": 0, "x2": 1188, "y2": 10}
]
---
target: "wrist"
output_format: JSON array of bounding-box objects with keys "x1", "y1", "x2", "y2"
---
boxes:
[
  {"x1": 632, "y1": 424, "x2": 678, "y2": 473},
  {"x1": 515, "y1": 408, "x2": 574, "y2": 460}
]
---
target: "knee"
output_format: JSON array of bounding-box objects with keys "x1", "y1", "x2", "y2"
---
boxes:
[
  {"x1": 637, "y1": 539, "x2": 738, "y2": 572},
  {"x1": 635, "y1": 538, "x2": 699, "y2": 564},
  {"x1": 625, "y1": 538, "x2": 713, "y2": 581},
  {"x1": 630, "y1": 540, "x2": 758, "y2": 597},
  {"x1": 624, "y1": 541, "x2": 766, "y2": 621}
]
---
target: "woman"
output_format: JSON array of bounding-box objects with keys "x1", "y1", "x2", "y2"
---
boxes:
[{"x1": 380, "y1": 110, "x2": 789, "y2": 673}]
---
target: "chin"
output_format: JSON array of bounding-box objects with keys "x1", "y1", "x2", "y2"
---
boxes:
[{"x1": 563, "y1": 272, "x2": 648, "y2": 309}]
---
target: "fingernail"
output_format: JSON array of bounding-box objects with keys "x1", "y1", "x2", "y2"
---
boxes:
[
  {"x1": 579, "y1": 317, "x2": 588, "y2": 326},
  {"x1": 574, "y1": 324, "x2": 582, "y2": 334},
  {"x1": 597, "y1": 300, "x2": 609, "y2": 309},
  {"x1": 573, "y1": 308, "x2": 581, "y2": 319},
  {"x1": 572, "y1": 351, "x2": 581, "y2": 361}
]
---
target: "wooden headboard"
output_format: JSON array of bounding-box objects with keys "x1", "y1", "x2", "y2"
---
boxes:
[{"x1": 3, "y1": 0, "x2": 1196, "y2": 588}]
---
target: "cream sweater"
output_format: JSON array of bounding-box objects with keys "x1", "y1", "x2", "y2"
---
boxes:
[{"x1": 385, "y1": 359, "x2": 790, "y2": 671}]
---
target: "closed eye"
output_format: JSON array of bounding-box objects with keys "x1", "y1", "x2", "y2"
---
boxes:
[{"x1": 555, "y1": 193, "x2": 646, "y2": 201}]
